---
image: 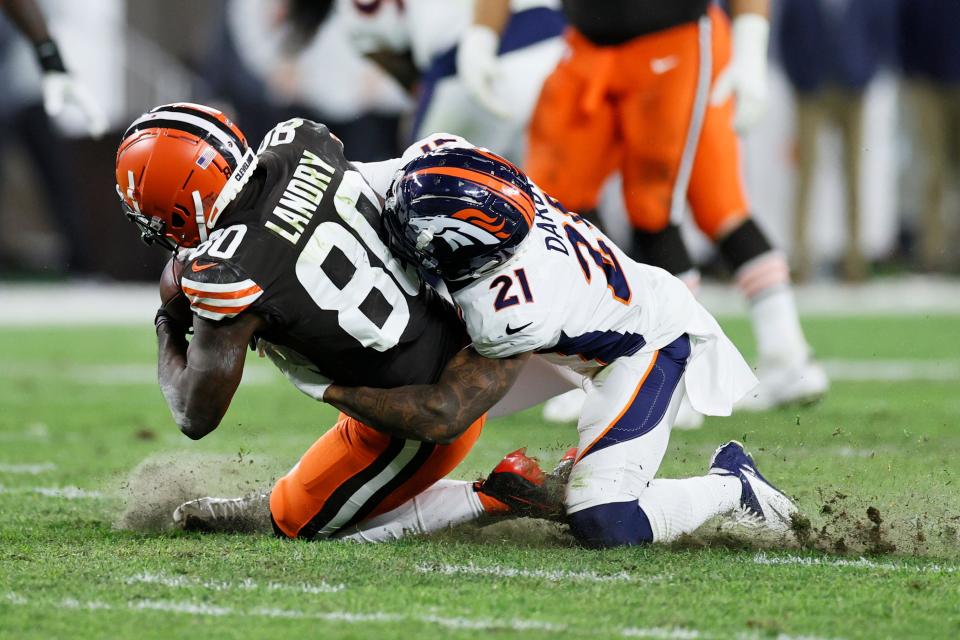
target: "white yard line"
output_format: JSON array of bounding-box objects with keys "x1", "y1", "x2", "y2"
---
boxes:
[
  {"x1": 4, "y1": 594, "x2": 562, "y2": 632},
  {"x1": 415, "y1": 562, "x2": 658, "y2": 584},
  {"x1": 0, "y1": 362, "x2": 278, "y2": 386},
  {"x1": 126, "y1": 572, "x2": 345, "y2": 594},
  {"x1": 622, "y1": 628, "x2": 704, "y2": 639},
  {"x1": 4, "y1": 359, "x2": 958, "y2": 386},
  {"x1": 3, "y1": 592, "x2": 840, "y2": 638},
  {"x1": 822, "y1": 359, "x2": 960, "y2": 382},
  {"x1": 752, "y1": 552, "x2": 960, "y2": 574},
  {"x1": 0, "y1": 485, "x2": 104, "y2": 499},
  {"x1": 622, "y1": 627, "x2": 843, "y2": 640},
  {"x1": 0, "y1": 423, "x2": 49, "y2": 442},
  {"x1": 2, "y1": 277, "x2": 960, "y2": 327},
  {"x1": 0, "y1": 462, "x2": 56, "y2": 474}
]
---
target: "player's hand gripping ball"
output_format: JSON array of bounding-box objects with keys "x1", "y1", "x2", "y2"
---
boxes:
[{"x1": 157, "y1": 253, "x2": 193, "y2": 332}]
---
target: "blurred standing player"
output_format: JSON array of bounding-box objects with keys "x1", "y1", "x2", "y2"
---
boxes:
[
  {"x1": 0, "y1": 0, "x2": 105, "y2": 273},
  {"x1": 339, "y1": 0, "x2": 565, "y2": 160},
  {"x1": 525, "y1": 0, "x2": 828, "y2": 411},
  {"x1": 0, "y1": 0, "x2": 105, "y2": 135}
]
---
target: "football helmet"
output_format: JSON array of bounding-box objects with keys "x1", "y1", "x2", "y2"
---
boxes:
[
  {"x1": 115, "y1": 102, "x2": 257, "y2": 250},
  {"x1": 383, "y1": 147, "x2": 537, "y2": 281}
]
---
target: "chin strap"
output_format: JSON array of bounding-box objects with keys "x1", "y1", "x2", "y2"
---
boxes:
[
  {"x1": 192, "y1": 190, "x2": 208, "y2": 243},
  {"x1": 207, "y1": 148, "x2": 258, "y2": 229}
]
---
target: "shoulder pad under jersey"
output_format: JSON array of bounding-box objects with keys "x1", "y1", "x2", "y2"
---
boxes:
[{"x1": 180, "y1": 257, "x2": 263, "y2": 321}]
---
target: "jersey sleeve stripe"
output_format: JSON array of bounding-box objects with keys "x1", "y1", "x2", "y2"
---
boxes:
[
  {"x1": 180, "y1": 277, "x2": 261, "y2": 295},
  {"x1": 181, "y1": 282, "x2": 263, "y2": 300},
  {"x1": 191, "y1": 300, "x2": 258, "y2": 316},
  {"x1": 186, "y1": 291, "x2": 263, "y2": 309}
]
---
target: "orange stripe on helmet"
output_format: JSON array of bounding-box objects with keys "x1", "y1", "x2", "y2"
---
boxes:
[{"x1": 411, "y1": 167, "x2": 537, "y2": 228}]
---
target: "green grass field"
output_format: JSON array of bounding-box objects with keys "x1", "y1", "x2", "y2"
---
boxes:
[{"x1": 1, "y1": 315, "x2": 959, "y2": 639}]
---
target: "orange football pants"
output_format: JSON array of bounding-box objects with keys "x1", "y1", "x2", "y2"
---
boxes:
[
  {"x1": 270, "y1": 413, "x2": 485, "y2": 539},
  {"x1": 525, "y1": 5, "x2": 749, "y2": 240}
]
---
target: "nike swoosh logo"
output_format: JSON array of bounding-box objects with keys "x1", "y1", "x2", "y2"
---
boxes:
[
  {"x1": 505, "y1": 322, "x2": 532, "y2": 335},
  {"x1": 191, "y1": 261, "x2": 218, "y2": 273},
  {"x1": 650, "y1": 55, "x2": 679, "y2": 75}
]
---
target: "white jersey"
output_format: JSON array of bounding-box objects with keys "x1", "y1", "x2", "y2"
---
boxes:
[
  {"x1": 355, "y1": 134, "x2": 758, "y2": 416},
  {"x1": 339, "y1": 0, "x2": 559, "y2": 71}
]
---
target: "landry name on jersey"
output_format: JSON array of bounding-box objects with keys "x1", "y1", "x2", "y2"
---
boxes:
[{"x1": 180, "y1": 119, "x2": 466, "y2": 388}]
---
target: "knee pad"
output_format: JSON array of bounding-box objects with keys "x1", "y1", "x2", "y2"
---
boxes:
[
  {"x1": 631, "y1": 225, "x2": 694, "y2": 275},
  {"x1": 567, "y1": 501, "x2": 654, "y2": 549},
  {"x1": 717, "y1": 218, "x2": 774, "y2": 273}
]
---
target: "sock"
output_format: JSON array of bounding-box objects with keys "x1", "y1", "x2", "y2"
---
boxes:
[
  {"x1": 735, "y1": 252, "x2": 809, "y2": 367},
  {"x1": 635, "y1": 474, "x2": 742, "y2": 543},
  {"x1": 335, "y1": 480, "x2": 486, "y2": 543}
]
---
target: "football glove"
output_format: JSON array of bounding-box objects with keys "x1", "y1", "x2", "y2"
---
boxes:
[
  {"x1": 710, "y1": 13, "x2": 769, "y2": 135},
  {"x1": 42, "y1": 71, "x2": 108, "y2": 139},
  {"x1": 456, "y1": 24, "x2": 510, "y2": 119}
]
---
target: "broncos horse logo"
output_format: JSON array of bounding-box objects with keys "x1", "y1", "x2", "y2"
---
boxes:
[{"x1": 409, "y1": 211, "x2": 507, "y2": 251}]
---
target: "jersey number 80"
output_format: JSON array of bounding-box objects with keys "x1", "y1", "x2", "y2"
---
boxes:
[{"x1": 296, "y1": 170, "x2": 420, "y2": 352}]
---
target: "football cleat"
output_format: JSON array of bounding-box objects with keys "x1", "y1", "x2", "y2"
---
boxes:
[
  {"x1": 708, "y1": 441, "x2": 797, "y2": 534},
  {"x1": 549, "y1": 446, "x2": 578, "y2": 485},
  {"x1": 735, "y1": 359, "x2": 829, "y2": 412},
  {"x1": 172, "y1": 493, "x2": 269, "y2": 532},
  {"x1": 474, "y1": 448, "x2": 564, "y2": 519}
]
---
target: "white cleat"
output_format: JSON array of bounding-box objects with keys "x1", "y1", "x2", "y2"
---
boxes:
[
  {"x1": 172, "y1": 494, "x2": 269, "y2": 532},
  {"x1": 736, "y1": 359, "x2": 829, "y2": 412},
  {"x1": 709, "y1": 441, "x2": 798, "y2": 534},
  {"x1": 542, "y1": 389, "x2": 586, "y2": 423}
]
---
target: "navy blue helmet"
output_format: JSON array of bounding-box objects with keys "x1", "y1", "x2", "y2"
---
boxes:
[{"x1": 383, "y1": 147, "x2": 537, "y2": 281}]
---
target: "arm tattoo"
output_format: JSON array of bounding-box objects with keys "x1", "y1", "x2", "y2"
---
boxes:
[{"x1": 325, "y1": 348, "x2": 530, "y2": 443}]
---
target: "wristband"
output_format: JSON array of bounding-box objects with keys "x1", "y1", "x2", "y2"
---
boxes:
[{"x1": 35, "y1": 39, "x2": 66, "y2": 73}]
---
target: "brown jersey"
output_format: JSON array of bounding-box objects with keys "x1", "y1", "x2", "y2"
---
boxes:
[{"x1": 179, "y1": 119, "x2": 467, "y2": 388}]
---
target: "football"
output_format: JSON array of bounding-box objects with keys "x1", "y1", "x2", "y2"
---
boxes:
[{"x1": 159, "y1": 253, "x2": 192, "y2": 329}]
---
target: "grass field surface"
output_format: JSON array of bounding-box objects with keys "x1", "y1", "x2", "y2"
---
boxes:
[{"x1": 1, "y1": 315, "x2": 959, "y2": 639}]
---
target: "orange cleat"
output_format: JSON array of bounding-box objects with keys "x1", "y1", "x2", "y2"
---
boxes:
[{"x1": 474, "y1": 448, "x2": 564, "y2": 519}]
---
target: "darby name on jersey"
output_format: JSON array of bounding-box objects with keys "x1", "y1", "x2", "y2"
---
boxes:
[{"x1": 265, "y1": 150, "x2": 338, "y2": 245}]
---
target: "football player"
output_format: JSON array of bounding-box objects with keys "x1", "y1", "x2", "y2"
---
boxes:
[
  {"x1": 523, "y1": 0, "x2": 828, "y2": 412},
  {"x1": 338, "y1": 0, "x2": 564, "y2": 160},
  {"x1": 115, "y1": 103, "x2": 572, "y2": 541},
  {"x1": 333, "y1": 136, "x2": 799, "y2": 548},
  {"x1": 2, "y1": 0, "x2": 106, "y2": 137}
]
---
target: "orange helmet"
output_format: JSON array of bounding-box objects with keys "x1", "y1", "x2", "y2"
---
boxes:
[{"x1": 115, "y1": 102, "x2": 258, "y2": 250}]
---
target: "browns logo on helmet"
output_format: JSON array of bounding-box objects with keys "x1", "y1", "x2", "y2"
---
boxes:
[{"x1": 115, "y1": 102, "x2": 258, "y2": 250}]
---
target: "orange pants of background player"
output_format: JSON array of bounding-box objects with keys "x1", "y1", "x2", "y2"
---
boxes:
[
  {"x1": 526, "y1": 5, "x2": 749, "y2": 240},
  {"x1": 270, "y1": 413, "x2": 485, "y2": 539}
]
